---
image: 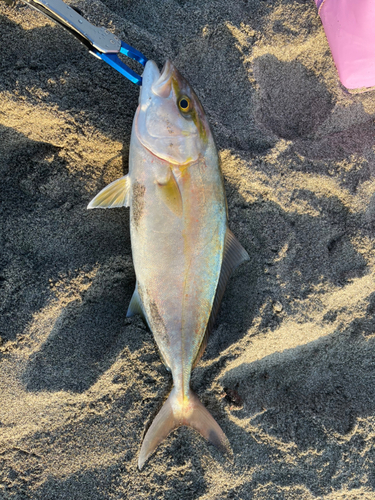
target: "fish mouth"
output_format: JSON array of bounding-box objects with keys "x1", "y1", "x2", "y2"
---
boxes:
[
  {"x1": 136, "y1": 59, "x2": 198, "y2": 165},
  {"x1": 139, "y1": 60, "x2": 176, "y2": 106},
  {"x1": 152, "y1": 60, "x2": 174, "y2": 97}
]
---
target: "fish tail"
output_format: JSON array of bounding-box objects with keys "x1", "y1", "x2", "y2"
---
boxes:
[{"x1": 138, "y1": 387, "x2": 231, "y2": 469}]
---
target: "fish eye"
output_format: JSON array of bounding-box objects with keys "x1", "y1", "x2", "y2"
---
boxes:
[{"x1": 178, "y1": 96, "x2": 191, "y2": 112}]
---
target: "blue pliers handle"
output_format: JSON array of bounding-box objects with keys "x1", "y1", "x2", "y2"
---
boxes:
[
  {"x1": 21, "y1": 0, "x2": 148, "y2": 85},
  {"x1": 93, "y1": 42, "x2": 147, "y2": 86}
]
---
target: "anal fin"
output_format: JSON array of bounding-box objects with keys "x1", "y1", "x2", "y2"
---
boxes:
[
  {"x1": 126, "y1": 285, "x2": 146, "y2": 320},
  {"x1": 127, "y1": 284, "x2": 171, "y2": 371},
  {"x1": 193, "y1": 228, "x2": 249, "y2": 367}
]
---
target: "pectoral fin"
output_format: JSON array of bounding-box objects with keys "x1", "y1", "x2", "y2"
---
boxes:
[
  {"x1": 156, "y1": 169, "x2": 182, "y2": 217},
  {"x1": 87, "y1": 175, "x2": 131, "y2": 209}
]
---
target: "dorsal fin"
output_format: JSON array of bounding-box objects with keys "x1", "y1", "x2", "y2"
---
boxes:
[
  {"x1": 192, "y1": 228, "x2": 249, "y2": 368},
  {"x1": 87, "y1": 175, "x2": 131, "y2": 209}
]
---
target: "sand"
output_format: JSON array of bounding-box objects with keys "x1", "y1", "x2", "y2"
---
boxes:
[{"x1": 1, "y1": 0, "x2": 375, "y2": 498}]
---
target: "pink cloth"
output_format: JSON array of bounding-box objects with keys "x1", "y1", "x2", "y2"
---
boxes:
[{"x1": 315, "y1": 0, "x2": 375, "y2": 89}]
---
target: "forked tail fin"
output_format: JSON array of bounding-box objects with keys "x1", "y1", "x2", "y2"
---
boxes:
[{"x1": 138, "y1": 387, "x2": 231, "y2": 469}]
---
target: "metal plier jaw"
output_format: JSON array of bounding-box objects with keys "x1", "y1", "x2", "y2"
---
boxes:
[{"x1": 22, "y1": 0, "x2": 147, "y2": 85}]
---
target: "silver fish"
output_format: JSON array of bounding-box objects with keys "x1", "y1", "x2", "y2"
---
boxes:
[{"x1": 88, "y1": 60, "x2": 249, "y2": 468}]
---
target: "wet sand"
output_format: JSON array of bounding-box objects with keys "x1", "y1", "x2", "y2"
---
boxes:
[{"x1": 1, "y1": 0, "x2": 375, "y2": 498}]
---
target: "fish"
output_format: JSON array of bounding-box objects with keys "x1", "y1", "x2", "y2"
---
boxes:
[{"x1": 88, "y1": 60, "x2": 249, "y2": 469}]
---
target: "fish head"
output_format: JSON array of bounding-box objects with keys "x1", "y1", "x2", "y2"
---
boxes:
[{"x1": 136, "y1": 60, "x2": 212, "y2": 165}]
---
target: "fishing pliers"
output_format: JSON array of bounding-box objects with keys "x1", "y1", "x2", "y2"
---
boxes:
[{"x1": 7, "y1": 0, "x2": 148, "y2": 85}]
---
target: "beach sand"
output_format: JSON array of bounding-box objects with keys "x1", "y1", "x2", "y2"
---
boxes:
[{"x1": 1, "y1": 0, "x2": 375, "y2": 498}]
